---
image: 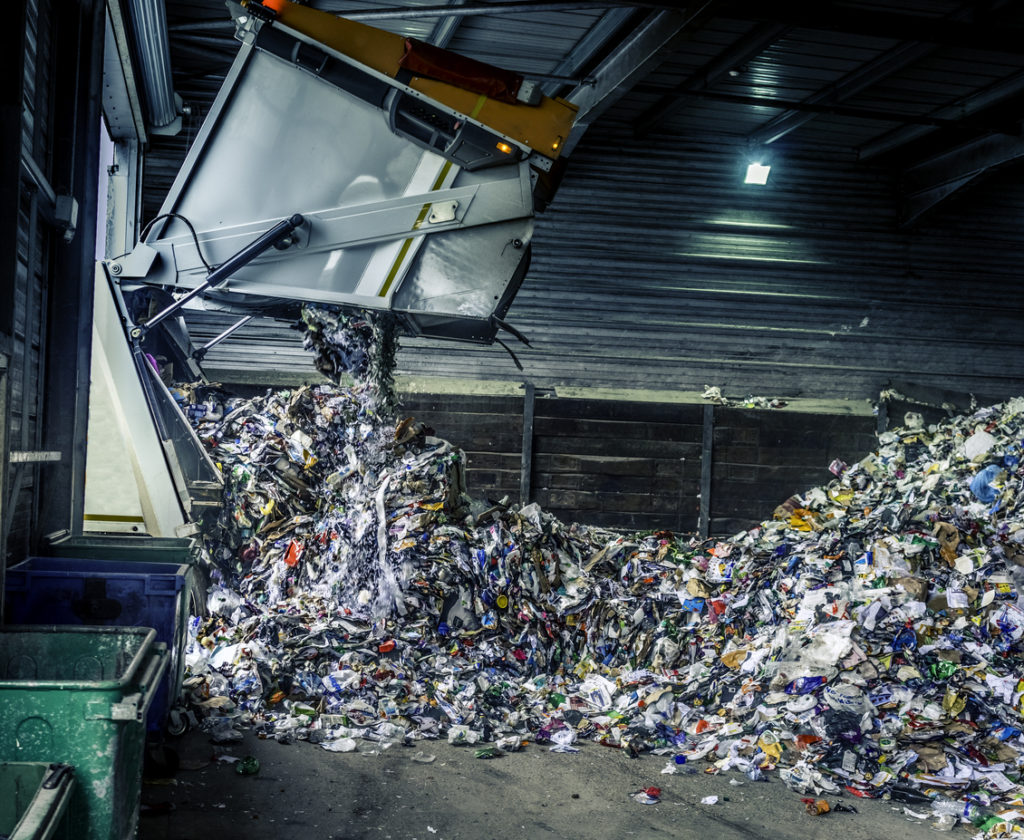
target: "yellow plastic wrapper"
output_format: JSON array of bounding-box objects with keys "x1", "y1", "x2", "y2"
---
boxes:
[
  {"x1": 943, "y1": 689, "x2": 966, "y2": 718},
  {"x1": 757, "y1": 732, "x2": 782, "y2": 763},
  {"x1": 788, "y1": 509, "x2": 817, "y2": 532},
  {"x1": 720, "y1": 649, "x2": 748, "y2": 669}
]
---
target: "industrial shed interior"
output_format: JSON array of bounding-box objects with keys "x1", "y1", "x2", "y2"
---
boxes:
[{"x1": 6, "y1": 1, "x2": 1024, "y2": 838}]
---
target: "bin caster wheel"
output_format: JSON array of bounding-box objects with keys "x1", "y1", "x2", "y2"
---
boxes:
[{"x1": 166, "y1": 708, "x2": 189, "y2": 737}]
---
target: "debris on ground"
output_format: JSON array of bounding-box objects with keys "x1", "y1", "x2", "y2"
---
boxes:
[{"x1": 177, "y1": 305, "x2": 1024, "y2": 839}]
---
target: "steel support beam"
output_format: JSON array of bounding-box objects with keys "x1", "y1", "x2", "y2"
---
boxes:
[
  {"x1": 900, "y1": 132, "x2": 1024, "y2": 226},
  {"x1": 747, "y1": 1, "x2": 1005, "y2": 147},
  {"x1": 661, "y1": 88, "x2": 1011, "y2": 132},
  {"x1": 748, "y1": 40, "x2": 935, "y2": 147},
  {"x1": 106, "y1": 139, "x2": 142, "y2": 258},
  {"x1": 540, "y1": 6, "x2": 635, "y2": 98},
  {"x1": 171, "y1": 2, "x2": 665, "y2": 29},
  {"x1": 425, "y1": 0, "x2": 467, "y2": 48},
  {"x1": 340, "y1": 1, "x2": 673, "y2": 22},
  {"x1": 520, "y1": 381, "x2": 535, "y2": 504},
  {"x1": 562, "y1": 3, "x2": 719, "y2": 156},
  {"x1": 858, "y1": 69, "x2": 1024, "y2": 161},
  {"x1": 634, "y1": 21, "x2": 788, "y2": 137},
  {"x1": 38, "y1": 0, "x2": 106, "y2": 542}
]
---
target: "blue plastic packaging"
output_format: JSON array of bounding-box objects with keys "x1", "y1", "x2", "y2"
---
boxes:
[
  {"x1": 970, "y1": 464, "x2": 1004, "y2": 503},
  {"x1": 784, "y1": 675, "x2": 827, "y2": 695}
]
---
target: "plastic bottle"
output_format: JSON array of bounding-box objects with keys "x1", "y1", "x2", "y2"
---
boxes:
[
  {"x1": 889, "y1": 785, "x2": 934, "y2": 805},
  {"x1": 235, "y1": 755, "x2": 260, "y2": 775}
]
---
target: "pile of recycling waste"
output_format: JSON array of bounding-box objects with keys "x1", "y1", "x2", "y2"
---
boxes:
[{"x1": 181, "y1": 307, "x2": 1024, "y2": 836}]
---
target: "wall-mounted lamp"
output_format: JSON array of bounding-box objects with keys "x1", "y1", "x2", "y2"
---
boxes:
[{"x1": 744, "y1": 161, "x2": 771, "y2": 185}]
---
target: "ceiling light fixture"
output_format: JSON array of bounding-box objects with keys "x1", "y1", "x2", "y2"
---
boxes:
[{"x1": 744, "y1": 162, "x2": 771, "y2": 185}]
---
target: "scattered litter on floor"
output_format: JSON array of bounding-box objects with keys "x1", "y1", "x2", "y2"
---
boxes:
[
  {"x1": 802, "y1": 797, "x2": 830, "y2": 815},
  {"x1": 632, "y1": 787, "x2": 661, "y2": 805},
  {"x1": 176, "y1": 304, "x2": 1024, "y2": 838},
  {"x1": 234, "y1": 756, "x2": 260, "y2": 775},
  {"x1": 409, "y1": 750, "x2": 436, "y2": 764}
]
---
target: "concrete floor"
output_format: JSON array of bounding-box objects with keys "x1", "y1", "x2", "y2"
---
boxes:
[{"x1": 139, "y1": 729, "x2": 950, "y2": 840}]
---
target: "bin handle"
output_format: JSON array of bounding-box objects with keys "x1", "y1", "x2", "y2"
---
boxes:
[
  {"x1": 136, "y1": 643, "x2": 169, "y2": 720},
  {"x1": 9, "y1": 763, "x2": 76, "y2": 840},
  {"x1": 85, "y1": 644, "x2": 168, "y2": 722},
  {"x1": 43, "y1": 763, "x2": 75, "y2": 790}
]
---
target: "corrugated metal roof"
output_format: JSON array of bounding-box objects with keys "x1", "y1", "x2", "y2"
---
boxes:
[{"x1": 146, "y1": 0, "x2": 1024, "y2": 191}]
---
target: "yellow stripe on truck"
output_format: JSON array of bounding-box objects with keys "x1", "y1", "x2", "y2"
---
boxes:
[{"x1": 379, "y1": 161, "x2": 454, "y2": 298}]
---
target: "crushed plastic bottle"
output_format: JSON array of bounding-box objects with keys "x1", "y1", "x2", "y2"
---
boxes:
[{"x1": 235, "y1": 756, "x2": 260, "y2": 775}]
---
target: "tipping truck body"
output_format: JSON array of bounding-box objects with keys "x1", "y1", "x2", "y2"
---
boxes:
[
  {"x1": 108, "y1": 0, "x2": 576, "y2": 346},
  {"x1": 90, "y1": 0, "x2": 577, "y2": 534}
]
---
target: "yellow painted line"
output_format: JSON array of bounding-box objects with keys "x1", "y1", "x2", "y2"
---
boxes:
[
  {"x1": 378, "y1": 161, "x2": 455, "y2": 298},
  {"x1": 431, "y1": 160, "x2": 454, "y2": 191},
  {"x1": 469, "y1": 94, "x2": 487, "y2": 119},
  {"x1": 84, "y1": 513, "x2": 146, "y2": 523},
  {"x1": 410, "y1": 203, "x2": 433, "y2": 233},
  {"x1": 378, "y1": 238, "x2": 416, "y2": 298}
]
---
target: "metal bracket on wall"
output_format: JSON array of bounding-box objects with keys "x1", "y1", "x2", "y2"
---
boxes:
[
  {"x1": 9, "y1": 451, "x2": 63, "y2": 463},
  {"x1": 699, "y1": 403, "x2": 713, "y2": 539},
  {"x1": 520, "y1": 381, "x2": 535, "y2": 505},
  {"x1": 20, "y1": 153, "x2": 78, "y2": 243}
]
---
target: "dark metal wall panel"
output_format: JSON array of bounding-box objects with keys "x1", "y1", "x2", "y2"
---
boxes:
[
  {"x1": 392, "y1": 393, "x2": 874, "y2": 536},
  {"x1": 710, "y1": 408, "x2": 877, "y2": 536},
  {"x1": 399, "y1": 394, "x2": 523, "y2": 507},
  {"x1": 530, "y1": 397, "x2": 703, "y2": 533},
  {"x1": 37, "y1": 0, "x2": 106, "y2": 542},
  {"x1": 3, "y1": 0, "x2": 52, "y2": 566}
]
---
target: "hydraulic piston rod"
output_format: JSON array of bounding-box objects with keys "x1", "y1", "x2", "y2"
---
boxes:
[{"x1": 131, "y1": 213, "x2": 305, "y2": 339}]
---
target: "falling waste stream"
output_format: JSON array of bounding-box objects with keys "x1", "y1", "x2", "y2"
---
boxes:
[{"x1": 174, "y1": 304, "x2": 1024, "y2": 837}]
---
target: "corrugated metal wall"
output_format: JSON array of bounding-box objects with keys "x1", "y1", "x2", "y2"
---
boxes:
[
  {"x1": 392, "y1": 122, "x2": 1024, "y2": 406},
  {"x1": 2, "y1": 0, "x2": 102, "y2": 566},
  {"x1": 1, "y1": 0, "x2": 53, "y2": 565},
  {"x1": 179, "y1": 110, "x2": 1024, "y2": 536}
]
